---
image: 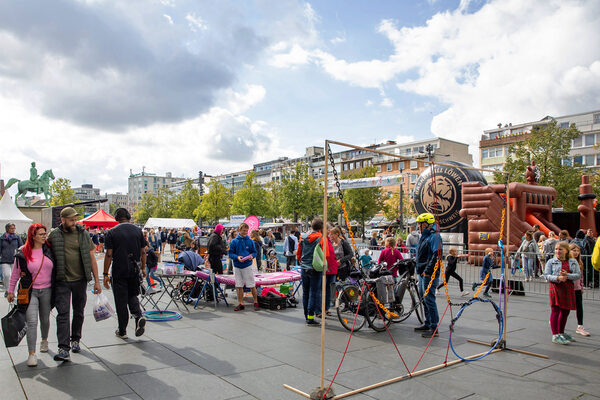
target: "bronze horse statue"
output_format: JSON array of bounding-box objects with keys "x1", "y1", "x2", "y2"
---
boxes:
[{"x1": 5, "y1": 169, "x2": 55, "y2": 206}]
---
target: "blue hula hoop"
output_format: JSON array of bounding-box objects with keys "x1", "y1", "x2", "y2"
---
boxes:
[
  {"x1": 143, "y1": 310, "x2": 182, "y2": 322},
  {"x1": 448, "y1": 239, "x2": 506, "y2": 362}
]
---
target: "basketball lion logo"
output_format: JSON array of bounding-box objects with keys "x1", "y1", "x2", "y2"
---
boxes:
[{"x1": 420, "y1": 175, "x2": 456, "y2": 217}]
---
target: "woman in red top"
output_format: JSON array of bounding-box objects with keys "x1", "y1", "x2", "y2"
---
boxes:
[{"x1": 378, "y1": 237, "x2": 403, "y2": 277}]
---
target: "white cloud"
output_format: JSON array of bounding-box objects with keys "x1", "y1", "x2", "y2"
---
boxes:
[
  {"x1": 185, "y1": 12, "x2": 208, "y2": 32},
  {"x1": 269, "y1": 0, "x2": 600, "y2": 165},
  {"x1": 365, "y1": 100, "x2": 374, "y2": 107},
  {"x1": 395, "y1": 135, "x2": 415, "y2": 144},
  {"x1": 380, "y1": 97, "x2": 393, "y2": 108},
  {"x1": 163, "y1": 14, "x2": 173, "y2": 24}
]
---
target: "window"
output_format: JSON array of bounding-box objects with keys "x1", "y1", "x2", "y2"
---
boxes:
[
  {"x1": 585, "y1": 134, "x2": 595, "y2": 146},
  {"x1": 596, "y1": 154, "x2": 600, "y2": 166},
  {"x1": 560, "y1": 122, "x2": 570, "y2": 129},
  {"x1": 573, "y1": 137, "x2": 583, "y2": 148},
  {"x1": 585, "y1": 155, "x2": 595, "y2": 166},
  {"x1": 562, "y1": 158, "x2": 572, "y2": 166},
  {"x1": 410, "y1": 174, "x2": 417, "y2": 183},
  {"x1": 410, "y1": 160, "x2": 418, "y2": 169},
  {"x1": 387, "y1": 163, "x2": 393, "y2": 171},
  {"x1": 482, "y1": 149, "x2": 489, "y2": 159},
  {"x1": 573, "y1": 155, "x2": 583, "y2": 165},
  {"x1": 349, "y1": 163, "x2": 354, "y2": 170},
  {"x1": 377, "y1": 165, "x2": 382, "y2": 172},
  {"x1": 405, "y1": 148, "x2": 411, "y2": 155},
  {"x1": 343, "y1": 164, "x2": 348, "y2": 171},
  {"x1": 594, "y1": 113, "x2": 600, "y2": 124}
]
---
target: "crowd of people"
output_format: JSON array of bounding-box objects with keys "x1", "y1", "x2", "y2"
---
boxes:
[{"x1": 1, "y1": 209, "x2": 598, "y2": 369}]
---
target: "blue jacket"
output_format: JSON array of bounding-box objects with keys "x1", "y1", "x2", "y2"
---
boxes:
[
  {"x1": 228, "y1": 234, "x2": 257, "y2": 269},
  {"x1": 544, "y1": 257, "x2": 580, "y2": 283},
  {"x1": 480, "y1": 254, "x2": 500, "y2": 280},
  {"x1": 416, "y1": 224, "x2": 442, "y2": 276},
  {"x1": 0, "y1": 233, "x2": 23, "y2": 264}
]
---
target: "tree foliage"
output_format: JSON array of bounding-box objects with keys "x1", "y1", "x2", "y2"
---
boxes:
[
  {"x1": 133, "y1": 188, "x2": 173, "y2": 224},
  {"x1": 195, "y1": 181, "x2": 231, "y2": 224},
  {"x1": 495, "y1": 121, "x2": 584, "y2": 211},
  {"x1": 171, "y1": 180, "x2": 199, "y2": 219},
  {"x1": 382, "y1": 190, "x2": 416, "y2": 222},
  {"x1": 277, "y1": 163, "x2": 322, "y2": 222},
  {"x1": 231, "y1": 173, "x2": 270, "y2": 217},
  {"x1": 50, "y1": 177, "x2": 77, "y2": 206},
  {"x1": 343, "y1": 166, "x2": 384, "y2": 236}
]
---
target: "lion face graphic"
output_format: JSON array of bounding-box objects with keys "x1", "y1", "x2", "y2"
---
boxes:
[{"x1": 421, "y1": 176, "x2": 455, "y2": 215}]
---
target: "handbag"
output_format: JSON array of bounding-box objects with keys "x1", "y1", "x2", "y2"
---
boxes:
[
  {"x1": 1, "y1": 305, "x2": 28, "y2": 347},
  {"x1": 17, "y1": 254, "x2": 45, "y2": 306}
]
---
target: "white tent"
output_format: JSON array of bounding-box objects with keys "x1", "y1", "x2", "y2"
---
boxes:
[
  {"x1": 144, "y1": 218, "x2": 196, "y2": 229},
  {"x1": 0, "y1": 193, "x2": 33, "y2": 233}
]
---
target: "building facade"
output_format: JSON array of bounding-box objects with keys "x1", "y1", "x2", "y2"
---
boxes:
[
  {"x1": 73, "y1": 184, "x2": 102, "y2": 215},
  {"x1": 480, "y1": 110, "x2": 600, "y2": 181},
  {"x1": 127, "y1": 169, "x2": 186, "y2": 212}
]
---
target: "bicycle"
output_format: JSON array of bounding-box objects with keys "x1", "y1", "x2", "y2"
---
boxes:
[{"x1": 387, "y1": 260, "x2": 424, "y2": 325}]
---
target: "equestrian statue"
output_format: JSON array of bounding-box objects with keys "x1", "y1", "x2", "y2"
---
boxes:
[{"x1": 5, "y1": 162, "x2": 55, "y2": 206}]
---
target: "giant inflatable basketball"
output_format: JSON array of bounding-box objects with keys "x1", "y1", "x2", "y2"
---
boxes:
[{"x1": 413, "y1": 161, "x2": 486, "y2": 230}]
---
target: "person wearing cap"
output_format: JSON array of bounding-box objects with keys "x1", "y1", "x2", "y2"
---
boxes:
[
  {"x1": 207, "y1": 224, "x2": 227, "y2": 275},
  {"x1": 47, "y1": 207, "x2": 102, "y2": 362},
  {"x1": 414, "y1": 212, "x2": 443, "y2": 338},
  {"x1": 103, "y1": 208, "x2": 147, "y2": 340},
  {"x1": 0, "y1": 223, "x2": 24, "y2": 297}
]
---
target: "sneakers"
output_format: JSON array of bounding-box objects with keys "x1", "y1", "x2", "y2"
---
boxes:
[
  {"x1": 552, "y1": 334, "x2": 569, "y2": 345},
  {"x1": 71, "y1": 340, "x2": 81, "y2": 353},
  {"x1": 115, "y1": 330, "x2": 128, "y2": 340},
  {"x1": 562, "y1": 333, "x2": 575, "y2": 342},
  {"x1": 421, "y1": 330, "x2": 439, "y2": 338},
  {"x1": 27, "y1": 354, "x2": 38, "y2": 367},
  {"x1": 482, "y1": 292, "x2": 492, "y2": 298},
  {"x1": 306, "y1": 319, "x2": 320, "y2": 327},
  {"x1": 234, "y1": 304, "x2": 245, "y2": 311},
  {"x1": 40, "y1": 339, "x2": 49, "y2": 353},
  {"x1": 472, "y1": 282, "x2": 477, "y2": 291},
  {"x1": 254, "y1": 303, "x2": 260, "y2": 311},
  {"x1": 576, "y1": 326, "x2": 590, "y2": 336},
  {"x1": 54, "y1": 348, "x2": 71, "y2": 362},
  {"x1": 461, "y1": 291, "x2": 470, "y2": 297},
  {"x1": 414, "y1": 325, "x2": 430, "y2": 332},
  {"x1": 135, "y1": 317, "x2": 146, "y2": 337}
]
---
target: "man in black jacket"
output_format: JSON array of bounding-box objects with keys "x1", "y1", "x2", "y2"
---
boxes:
[
  {"x1": 0, "y1": 223, "x2": 23, "y2": 297},
  {"x1": 207, "y1": 224, "x2": 227, "y2": 274},
  {"x1": 103, "y1": 208, "x2": 147, "y2": 340}
]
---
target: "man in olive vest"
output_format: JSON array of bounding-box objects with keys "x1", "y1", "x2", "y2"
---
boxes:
[{"x1": 48, "y1": 207, "x2": 102, "y2": 362}]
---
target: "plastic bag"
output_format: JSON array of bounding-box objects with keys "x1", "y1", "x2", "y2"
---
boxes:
[{"x1": 93, "y1": 293, "x2": 115, "y2": 322}]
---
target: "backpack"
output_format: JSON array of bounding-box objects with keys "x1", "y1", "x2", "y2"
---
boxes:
[{"x1": 313, "y1": 240, "x2": 325, "y2": 272}]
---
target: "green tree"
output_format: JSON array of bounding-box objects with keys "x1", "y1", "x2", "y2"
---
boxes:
[
  {"x1": 343, "y1": 166, "x2": 384, "y2": 237},
  {"x1": 195, "y1": 181, "x2": 231, "y2": 224},
  {"x1": 231, "y1": 173, "x2": 270, "y2": 217},
  {"x1": 50, "y1": 177, "x2": 77, "y2": 206},
  {"x1": 171, "y1": 180, "x2": 200, "y2": 219},
  {"x1": 108, "y1": 202, "x2": 119, "y2": 215},
  {"x1": 495, "y1": 121, "x2": 584, "y2": 211},
  {"x1": 133, "y1": 188, "x2": 173, "y2": 224},
  {"x1": 278, "y1": 163, "x2": 322, "y2": 222},
  {"x1": 382, "y1": 190, "x2": 415, "y2": 222}
]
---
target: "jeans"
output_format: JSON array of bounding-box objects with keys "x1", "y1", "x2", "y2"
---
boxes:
[
  {"x1": 317, "y1": 274, "x2": 337, "y2": 314},
  {"x1": 301, "y1": 269, "x2": 322, "y2": 319},
  {"x1": 1, "y1": 263, "x2": 14, "y2": 293},
  {"x1": 112, "y1": 276, "x2": 142, "y2": 335},
  {"x1": 286, "y1": 256, "x2": 296, "y2": 270},
  {"x1": 418, "y1": 274, "x2": 439, "y2": 330},
  {"x1": 26, "y1": 288, "x2": 52, "y2": 352},
  {"x1": 146, "y1": 267, "x2": 163, "y2": 288},
  {"x1": 55, "y1": 279, "x2": 88, "y2": 350},
  {"x1": 522, "y1": 256, "x2": 534, "y2": 278}
]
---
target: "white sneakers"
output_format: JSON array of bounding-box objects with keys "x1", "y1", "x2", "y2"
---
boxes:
[
  {"x1": 461, "y1": 291, "x2": 470, "y2": 297},
  {"x1": 27, "y1": 354, "x2": 38, "y2": 367},
  {"x1": 576, "y1": 326, "x2": 591, "y2": 336},
  {"x1": 40, "y1": 339, "x2": 49, "y2": 353}
]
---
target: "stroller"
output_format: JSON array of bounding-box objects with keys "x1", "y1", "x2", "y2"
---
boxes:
[{"x1": 265, "y1": 248, "x2": 280, "y2": 272}]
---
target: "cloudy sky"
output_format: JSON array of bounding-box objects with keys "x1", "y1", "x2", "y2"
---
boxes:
[{"x1": 1, "y1": 0, "x2": 599, "y2": 195}]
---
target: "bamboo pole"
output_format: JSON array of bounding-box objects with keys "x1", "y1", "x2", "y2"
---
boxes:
[
  {"x1": 326, "y1": 139, "x2": 501, "y2": 175},
  {"x1": 504, "y1": 175, "x2": 510, "y2": 346},
  {"x1": 283, "y1": 384, "x2": 311, "y2": 398},
  {"x1": 330, "y1": 349, "x2": 503, "y2": 399},
  {"x1": 467, "y1": 339, "x2": 548, "y2": 359},
  {"x1": 320, "y1": 140, "x2": 329, "y2": 390}
]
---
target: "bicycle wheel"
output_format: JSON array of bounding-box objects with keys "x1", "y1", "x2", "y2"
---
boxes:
[
  {"x1": 365, "y1": 290, "x2": 392, "y2": 332},
  {"x1": 335, "y1": 286, "x2": 366, "y2": 332},
  {"x1": 389, "y1": 279, "x2": 411, "y2": 323},
  {"x1": 409, "y1": 284, "x2": 425, "y2": 324}
]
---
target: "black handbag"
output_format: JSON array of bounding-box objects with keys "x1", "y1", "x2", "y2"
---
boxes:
[{"x1": 1, "y1": 306, "x2": 28, "y2": 347}]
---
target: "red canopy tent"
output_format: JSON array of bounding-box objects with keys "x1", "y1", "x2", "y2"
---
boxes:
[{"x1": 78, "y1": 209, "x2": 118, "y2": 229}]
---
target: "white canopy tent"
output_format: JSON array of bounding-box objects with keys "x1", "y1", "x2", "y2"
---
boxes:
[
  {"x1": 144, "y1": 218, "x2": 196, "y2": 230},
  {"x1": 0, "y1": 193, "x2": 33, "y2": 233}
]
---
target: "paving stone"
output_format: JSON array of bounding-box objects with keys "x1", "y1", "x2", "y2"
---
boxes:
[
  {"x1": 8, "y1": 343, "x2": 99, "y2": 372},
  {"x1": 18, "y1": 361, "x2": 131, "y2": 400},
  {"x1": 0, "y1": 358, "x2": 26, "y2": 399},
  {"x1": 120, "y1": 364, "x2": 246, "y2": 400},
  {"x1": 92, "y1": 341, "x2": 190, "y2": 375},
  {"x1": 97, "y1": 393, "x2": 143, "y2": 400}
]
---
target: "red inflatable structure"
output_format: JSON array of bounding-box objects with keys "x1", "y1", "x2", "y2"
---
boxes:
[{"x1": 460, "y1": 181, "x2": 559, "y2": 264}]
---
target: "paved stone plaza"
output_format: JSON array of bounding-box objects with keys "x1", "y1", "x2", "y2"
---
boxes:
[{"x1": 2, "y1": 275, "x2": 599, "y2": 400}]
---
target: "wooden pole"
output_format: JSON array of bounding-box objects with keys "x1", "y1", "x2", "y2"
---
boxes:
[
  {"x1": 467, "y1": 339, "x2": 548, "y2": 359},
  {"x1": 283, "y1": 384, "x2": 311, "y2": 398},
  {"x1": 504, "y1": 174, "x2": 510, "y2": 346},
  {"x1": 320, "y1": 140, "x2": 329, "y2": 390}
]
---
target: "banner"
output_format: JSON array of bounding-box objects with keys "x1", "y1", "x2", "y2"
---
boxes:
[{"x1": 337, "y1": 174, "x2": 404, "y2": 190}]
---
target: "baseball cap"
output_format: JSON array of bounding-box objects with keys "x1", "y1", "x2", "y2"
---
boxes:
[{"x1": 60, "y1": 207, "x2": 79, "y2": 218}]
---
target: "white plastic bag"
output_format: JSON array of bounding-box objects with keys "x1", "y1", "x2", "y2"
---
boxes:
[{"x1": 93, "y1": 293, "x2": 115, "y2": 322}]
